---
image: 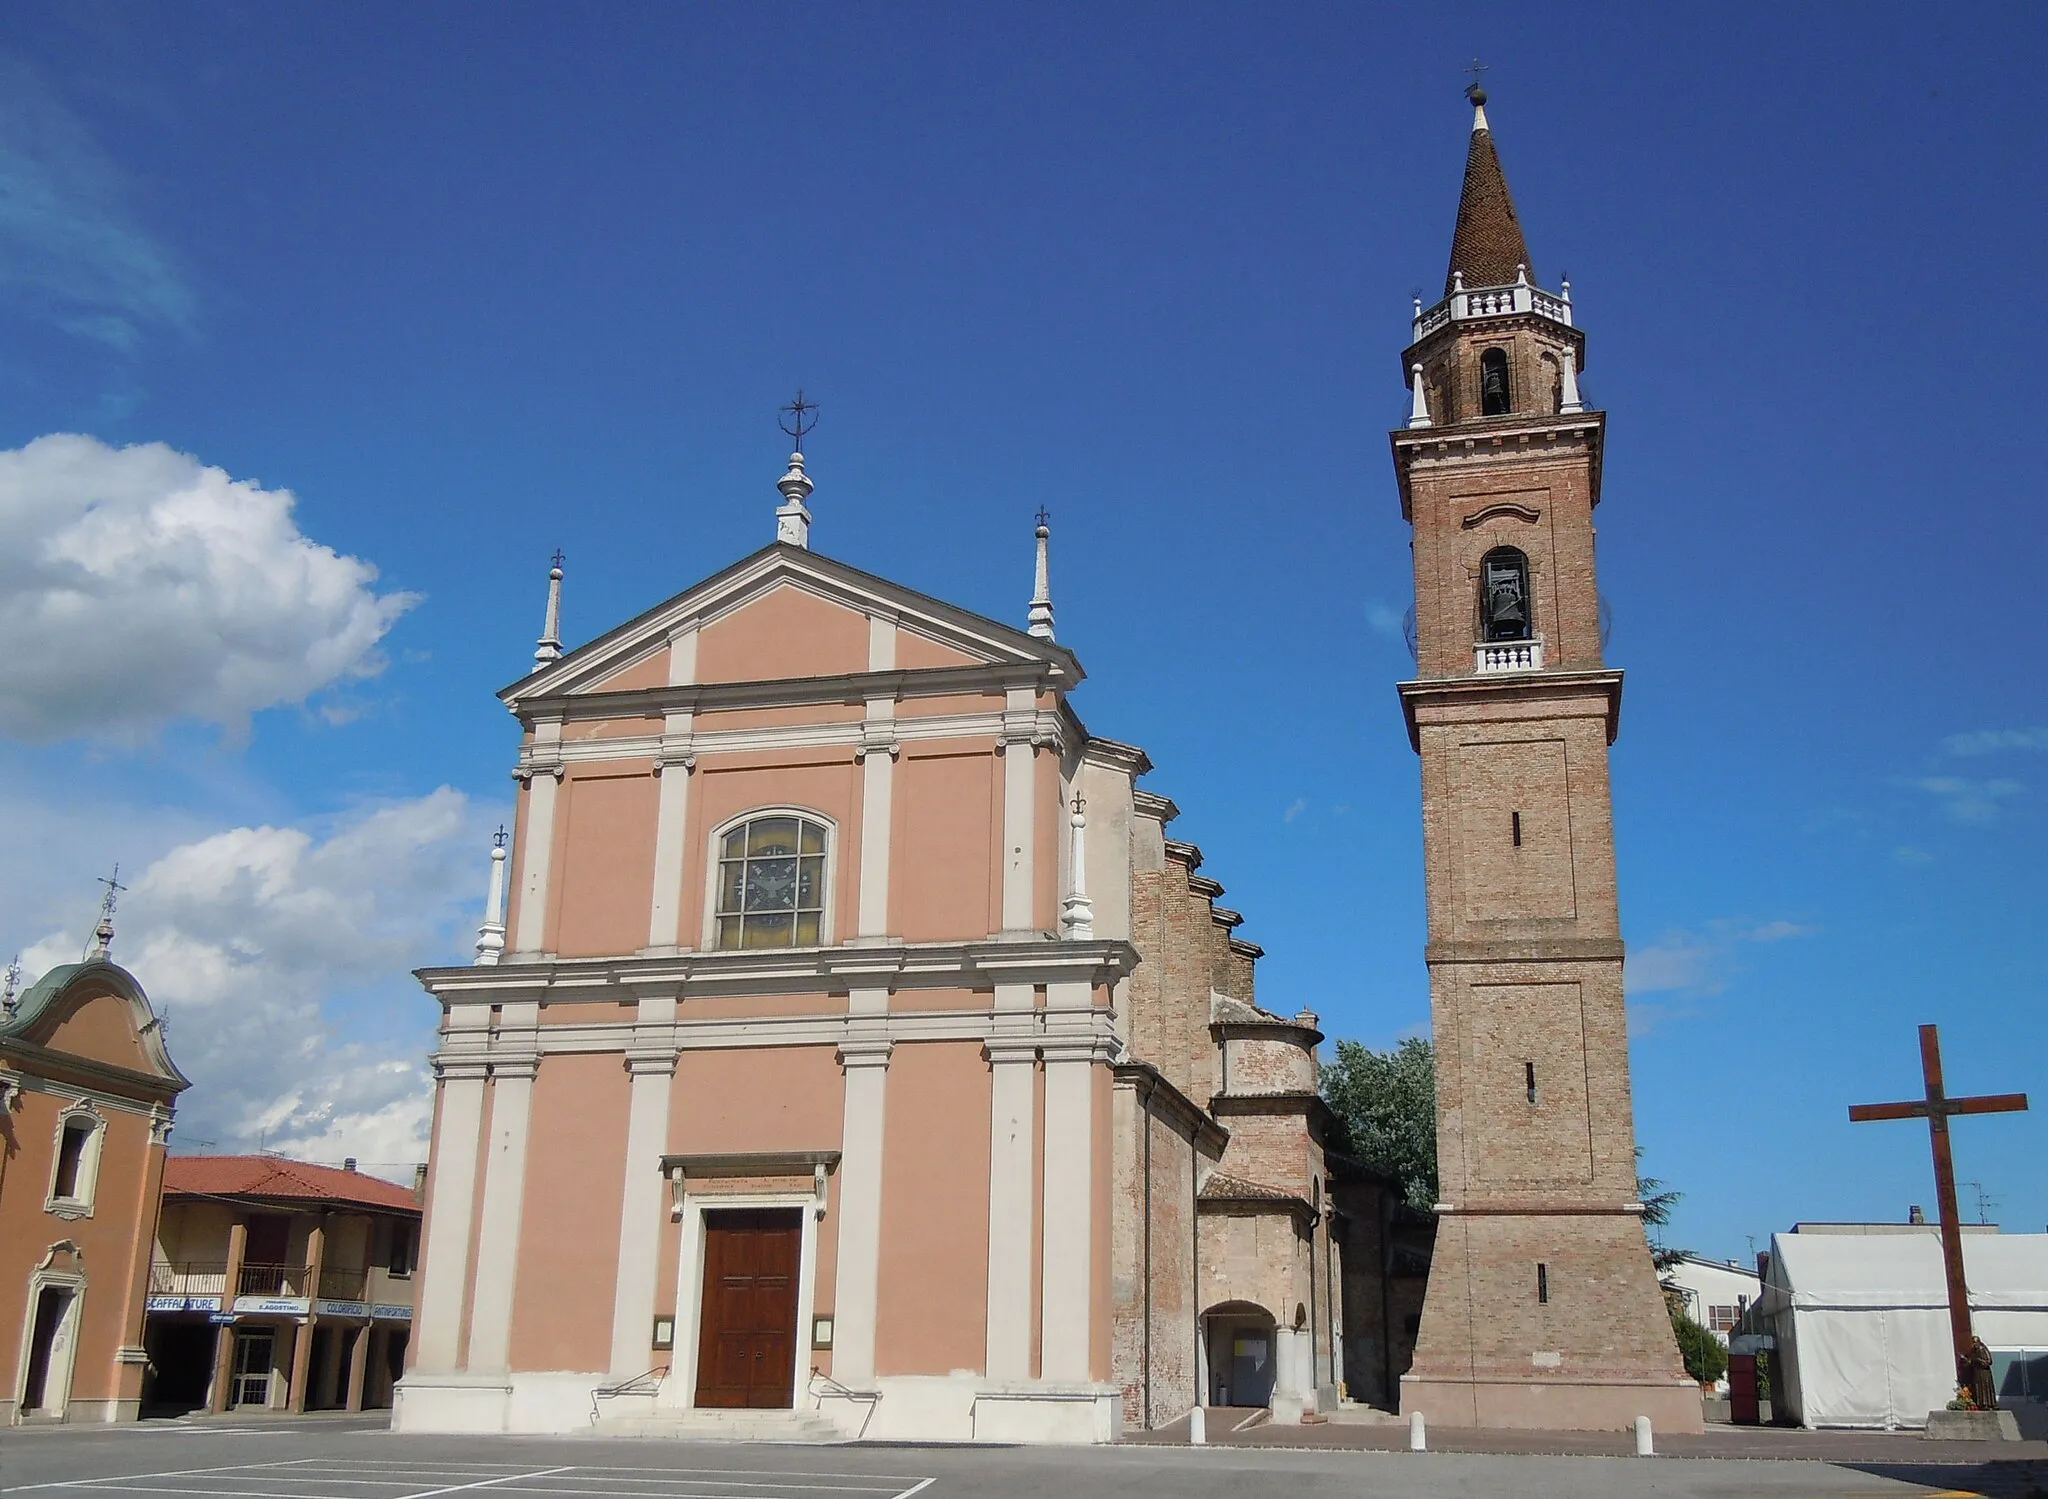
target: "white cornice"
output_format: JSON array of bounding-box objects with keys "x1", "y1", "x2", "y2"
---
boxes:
[{"x1": 416, "y1": 937, "x2": 1139, "y2": 1008}]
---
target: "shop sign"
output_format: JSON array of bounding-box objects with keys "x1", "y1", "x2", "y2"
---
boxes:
[
  {"x1": 370, "y1": 1303, "x2": 414, "y2": 1321},
  {"x1": 232, "y1": 1295, "x2": 310, "y2": 1316},
  {"x1": 315, "y1": 1299, "x2": 369, "y2": 1319},
  {"x1": 145, "y1": 1294, "x2": 188, "y2": 1313}
]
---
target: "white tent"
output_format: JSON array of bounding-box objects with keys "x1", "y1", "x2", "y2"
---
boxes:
[{"x1": 1759, "y1": 1231, "x2": 2048, "y2": 1429}]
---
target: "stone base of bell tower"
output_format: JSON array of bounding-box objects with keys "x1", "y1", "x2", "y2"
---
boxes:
[{"x1": 1401, "y1": 1210, "x2": 1704, "y2": 1433}]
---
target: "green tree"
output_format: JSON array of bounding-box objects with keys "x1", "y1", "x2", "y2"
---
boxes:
[
  {"x1": 1321, "y1": 1035, "x2": 1437, "y2": 1209},
  {"x1": 1637, "y1": 1146, "x2": 1690, "y2": 1273},
  {"x1": 1670, "y1": 1311, "x2": 1728, "y2": 1385}
]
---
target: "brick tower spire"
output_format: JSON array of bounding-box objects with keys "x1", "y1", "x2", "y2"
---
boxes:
[{"x1": 1390, "y1": 92, "x2": 1701, "y2": 1434}]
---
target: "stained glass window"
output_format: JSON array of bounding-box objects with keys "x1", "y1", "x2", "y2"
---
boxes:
[{"x1": 714, "y1": 814, "x2": 828, "y2": 949}]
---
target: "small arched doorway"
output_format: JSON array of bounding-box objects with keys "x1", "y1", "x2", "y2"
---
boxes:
[{"x1": 1202, "y1": 1300, "x2": 1278, "y2": 1408}]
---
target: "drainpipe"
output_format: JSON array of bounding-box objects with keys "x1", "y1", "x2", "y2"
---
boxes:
[{"x1": 1140, "y1": 1073, "x2": 1153, "y2": 1429}]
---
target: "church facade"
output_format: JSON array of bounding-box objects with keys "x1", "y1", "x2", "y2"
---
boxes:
[{"x1": 396, "y1": 482, "x2": 1350, "y2": 1440}]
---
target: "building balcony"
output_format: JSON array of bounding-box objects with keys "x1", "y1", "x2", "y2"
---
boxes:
[
  {"x1": 149, "y1": 1260, "x2": 229, "y2": 1298},
  {"x1": 1413, "y1": 273, "x2": 1572, "y2": 342},
  {"x1": 1475, "y1": 638, "x2": 1545, "y2": 674},
  {"x1": 237, "y1": 1262, "x2": 311, "y2": 1297}
]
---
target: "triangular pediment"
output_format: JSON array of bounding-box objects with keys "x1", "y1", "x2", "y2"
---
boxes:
[{"x1": 504, "y1": 543, "x2": 1081, "y2": 706}]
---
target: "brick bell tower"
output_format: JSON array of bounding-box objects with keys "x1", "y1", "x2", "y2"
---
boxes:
[{"x1": 1390, "y1": 88, "x2": 1700, "y2": 1433}]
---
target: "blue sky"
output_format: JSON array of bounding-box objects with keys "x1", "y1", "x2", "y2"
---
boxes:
[{"x1": 0, "y1": 5, "x2": 2041, "y2": 1261}]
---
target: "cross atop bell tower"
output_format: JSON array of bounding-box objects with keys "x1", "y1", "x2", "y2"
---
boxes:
[{"x1": 1389, "y1": 88, "x2": 1698, "y2": 1436}]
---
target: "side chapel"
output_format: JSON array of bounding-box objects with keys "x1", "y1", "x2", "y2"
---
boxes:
[{"x1": 398, "y1": 477, "x2": 1357, "y2": 1441}]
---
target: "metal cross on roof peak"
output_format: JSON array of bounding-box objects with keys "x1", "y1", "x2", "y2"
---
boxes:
[
  {"x1": 550, "y1": 549, "x2": 565, "y2": 572},
  {"x1": 779, "y1": 389, "x2": 819, "y2": 453},
  {"x1": 1465, "y1": 58, "x2": 1489, "y2": 103},
  {"x1": 1035, "y1": 507, "x2": 1050, "y2": 529},
  {"x1": 96, "y1": 863, "x2": 127, "y2": 914}
]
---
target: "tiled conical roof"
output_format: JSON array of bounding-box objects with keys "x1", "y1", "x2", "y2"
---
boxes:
[{"x1": 1444, "y1": 93, "x2": 1533, "y2": 295}]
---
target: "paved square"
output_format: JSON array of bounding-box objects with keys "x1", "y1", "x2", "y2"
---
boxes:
[{"x1": 10, "y1": 1457, "x2": 934, "y2": 1499}]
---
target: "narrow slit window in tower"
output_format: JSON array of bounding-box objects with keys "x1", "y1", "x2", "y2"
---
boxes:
[
  {"x1": 1481, "y1": 347, "x2": 1512, "y2": 415},
  {"x1": 1525, "y1": 1061, "x2": 1538, "y2": 1105},
  {"x1": 1480, "y1": 547, "x2": 1532, "y2": 642},
  {"x1": 1537, "y1": 1263, "x2": 1549, "y2": 1304},
  {"x1": 1511, "y1": 810, "x2": 1523, "y2": 846}
]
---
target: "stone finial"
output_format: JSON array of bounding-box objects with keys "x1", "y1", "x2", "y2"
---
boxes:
[
  {"x1": 1, "y1": 954, "x2": 19, "y2": 1016},
  {"x1": 86, "y1": 865, "x2": 125, "y2": 961},
  {"x1": 1558, "y1": 347, "x2": 1585, "y2": 415},
  {"x1": 1059, "y1": 792, "x2": 1094, "y2": 940},
  {"x1": 775, "y1": 452, "x2": 814, "y2": 549},
  {"x1": 534, "y1": 551, "x2": 565, "y2": 666},
  {"x1": 1407, "y1": 364, "x2": 1433, "y2": 429},
  {"x1": 1027, "y1": 509, "x2": 1055, "y2": 641},
  {"x1": 474, "y1": 827, "x2": 508, "y2": 966}
]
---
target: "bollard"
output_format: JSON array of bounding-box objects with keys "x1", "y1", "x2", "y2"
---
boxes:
[
  {"x1": 1634, "y1": 1415, "x2": 1653, "y2": 1456},
  {"x1": 1189, "y1": 1406, "x2": 1205, "y2": 1446},
  {"x1": 1409, "y1": 1411, "x2": 1426, "y2": 1451}
]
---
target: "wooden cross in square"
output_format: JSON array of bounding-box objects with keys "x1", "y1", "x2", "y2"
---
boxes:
[{"x1": 1849, "y1": 1024, "x2": 2027, "y2": 1383}]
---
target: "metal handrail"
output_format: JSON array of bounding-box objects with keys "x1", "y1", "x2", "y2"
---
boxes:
[
  {"x1": 808, "y1": 1371, "x2": 880, "y2": 1440},
  {"x1": 589, "y1": 1366, "x2": 669, "y2": 1426}
]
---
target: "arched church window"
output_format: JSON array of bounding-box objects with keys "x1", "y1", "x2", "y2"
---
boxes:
[
  {"x1": 713, "y1": 813, "x2": 829, "y2": 949},
  {"x1": 1480, "y1": 347, "x2": 1512, "y2": 416},
  {"x1": 1480, "y1": 547, "x2": 1532, "y2": 642}
]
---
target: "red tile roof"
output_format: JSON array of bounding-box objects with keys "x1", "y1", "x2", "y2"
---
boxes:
[
  {"x1": 1445, "y1": 104, "x2": 1534, "y2": 295},
  {"x1": 163, "y1": 1155, "x2": 420, "y2": 1215}
]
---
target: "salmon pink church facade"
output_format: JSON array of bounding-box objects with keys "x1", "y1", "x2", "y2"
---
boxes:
[{"x1": 395, "y1": 465, "x2": 1349, "y2": 1441}]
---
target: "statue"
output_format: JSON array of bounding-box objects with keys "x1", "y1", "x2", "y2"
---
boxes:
[{"x1": 1961, "y1": 1336, "x2": 1997, "y2": 1412}]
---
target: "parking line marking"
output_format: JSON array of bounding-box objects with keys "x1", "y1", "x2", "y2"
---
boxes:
[
  {"x1": 393, "y1": 1468, "x2": 578, "y2": 1499},
  {"x1": 13, "y1": 1462, "x2": 322, "y2": 1492}
]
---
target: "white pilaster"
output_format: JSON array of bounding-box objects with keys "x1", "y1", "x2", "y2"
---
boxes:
[
  {"x1": 857, "y1": 619, "x2": 898, "y2": 941},
  {"x1": 983, "y1": 982, "x2": 1037, "y2": 1380},
  {"x1": 513, "y1": 720, "x2": 564, "y2": 955},
  {"x1": 646, "y1": 712, "x2": 695, "y2": 951},
  {"x1": 609, "y1": 1002, "x2": 677, "y2": 1379},
  {"x1": 830, "y1": 992, "x2": 891, "y2": 1388},
  {"x1": 464, "y1": 1008, "x2": 539, "y2": 1373},
  {"x1": 1000, "y1": 688, "x2": 1038, "y2": 934},
  {"x1": 414, "y1": 1048, "x2": 489, "y2": 1372},
  {"x1": 1040, "y1": 992, "x2": 1101, "y2": 1382},
  {"x1": 856, "y1": 747, "x2": 895, "y2": 939}
]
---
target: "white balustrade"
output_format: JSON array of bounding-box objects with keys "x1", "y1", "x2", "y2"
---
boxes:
[
  {"x1": 1411, "y1": 280, "x2": 1574, "y2": 340},
  {"x1": 1474, "y1": 638, "x2": 1545, "y2": 674}
]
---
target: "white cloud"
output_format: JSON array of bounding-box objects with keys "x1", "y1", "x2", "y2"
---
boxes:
[
  {"x1": 0, "y1": 54, "x2": 193, "y2": 351},
  {"x1": 19, "y1": 788, "x2": 496, "y2": 1171},
  {"x1": 0, "y1": 434, "x2": 417, "y2": 741},
  {"x1": 1912, "y1": 776, "x2": 2024, "y2": 825},
  {"x1": 1364, "y1": 601, "x2": 1406, "y2": 639},
  {"x1": 1626, "y1": 917, "x2": 1816, "y2": 1001},
  {"x1": 1942, "y1": 728, "x2": 2048, "y2": 757},
  {"x1": 1283, "y1": 797, "x2": 1308, "y2": 823}
]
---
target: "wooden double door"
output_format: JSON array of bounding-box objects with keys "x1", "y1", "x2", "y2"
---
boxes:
[{"x1": 694, "y1": 1208, "x2": 801, "y2": 1408}]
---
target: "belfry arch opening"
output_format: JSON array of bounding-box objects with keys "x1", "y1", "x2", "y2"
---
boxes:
[
  {"x1": 1479, "y1": 547, "x2": 1532, "y2": 642},
  {"x1": 1480, "y1": 347, "x2": 1512, "y2": 415}
]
